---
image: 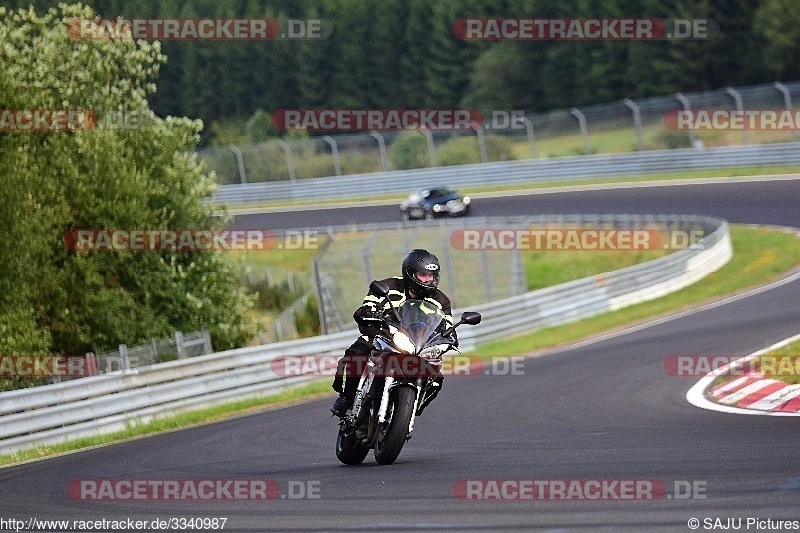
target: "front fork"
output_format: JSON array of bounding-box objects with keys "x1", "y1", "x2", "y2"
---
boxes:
[{"x1": 377, "y1": 377, "x2": 424, "y2": 437}]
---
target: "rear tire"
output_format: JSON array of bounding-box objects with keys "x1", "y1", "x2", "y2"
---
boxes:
[
  {"x1": 374, "y1": 386, "x2": 416, "y2": 465},
  {"x1": 336, "y1": 427, "x2": 369, "y2": 465}
]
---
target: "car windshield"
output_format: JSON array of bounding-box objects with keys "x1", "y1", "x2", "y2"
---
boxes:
[{"x1": 422, "y1": 189, "x2": 454, "y2": 200}]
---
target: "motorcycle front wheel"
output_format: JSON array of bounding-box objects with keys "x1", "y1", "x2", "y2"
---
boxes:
[
  {"x1": 373, "y1": 386, "x2": 416, "y2": 465},
  {"x1": 335, "y1": 426, "x2": 370, "y2": 465}
]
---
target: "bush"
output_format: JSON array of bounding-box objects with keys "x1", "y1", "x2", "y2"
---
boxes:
[
  {"x1": 484, "y1": 135, "x2": 517, "y2": 161},
  {"x1": 654, "y1": 129, "x2": 693, "y2": 149},
  {"x1": 294, "y1": 296, "x2": 321, "y2": 336},
  {"x1": 388, "y1": 131, "x2": 430, "y2": 170},
  {"x1": 436, "y1": 134, "x2": 518, "y2": 166},
  {"x1": 436, "y1": 136, "x2": 481, "y2": 166}
]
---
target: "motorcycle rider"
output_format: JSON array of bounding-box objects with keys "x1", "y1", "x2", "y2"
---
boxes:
[{"x1": 330, "y1": 249, "x2": 456, "y2": 417}]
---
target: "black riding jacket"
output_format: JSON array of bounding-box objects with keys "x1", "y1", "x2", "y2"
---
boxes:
[{"x1": 353, "y1": 276, "x2": 455, "y2": 343}]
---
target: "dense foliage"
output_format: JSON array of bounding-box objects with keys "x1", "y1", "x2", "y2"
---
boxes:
[
  {"x1": 0, "y1": 4, "x2": 253, "y2": 362},
  {"x1": 5, "y1": 0, "x2": 799, "y2": 147}
]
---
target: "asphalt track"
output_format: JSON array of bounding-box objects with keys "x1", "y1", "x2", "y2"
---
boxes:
[{"x1": 2, "y1": 178, "x2": 800, "y2": 532}]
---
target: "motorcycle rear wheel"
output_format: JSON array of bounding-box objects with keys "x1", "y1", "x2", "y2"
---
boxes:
[
  {"x1": 374, "y1": 386, "x2": 416, "y2": 465},
  {"x1": 336, "y1": 427, "x2": 370, "y2": 465}
]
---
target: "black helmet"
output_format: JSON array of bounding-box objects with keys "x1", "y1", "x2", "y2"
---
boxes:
[{"x1": 402, "y1": 249, "x2": 441, "y2": 298}]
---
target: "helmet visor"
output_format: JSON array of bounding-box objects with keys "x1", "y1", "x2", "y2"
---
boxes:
[{"x1": 414, "y1": 270, "x2": 439, "y2": 288}]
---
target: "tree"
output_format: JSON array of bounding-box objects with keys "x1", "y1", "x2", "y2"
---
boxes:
[
  {"x1": 461, "y1": 43, "x2": 530, "y2": 111},
  {"x1": 753, "y1": 0, "x2": 800, "y2": 80},
  {"x1": 0, "y1": 4, "x2": 253, "y2": 357}
]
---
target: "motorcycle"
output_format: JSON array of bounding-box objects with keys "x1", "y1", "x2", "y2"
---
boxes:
[{"x1": 335, "y1": 280, "x2": 481, "y2": 465}]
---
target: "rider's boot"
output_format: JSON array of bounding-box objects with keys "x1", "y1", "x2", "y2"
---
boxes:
[{"x1": 331, "y1": 377, "x2": 359, "y2": 416}]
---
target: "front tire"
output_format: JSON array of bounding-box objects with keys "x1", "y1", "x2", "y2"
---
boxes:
[
  {"x1": 336, "y1": 426, "x2": 370, "y2": 465},
  {"x1": 373, "y1": 386, "x2": 416, "y2": 465}
]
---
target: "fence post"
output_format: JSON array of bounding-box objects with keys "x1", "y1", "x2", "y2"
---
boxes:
[
  {"x1": 203, "y1": 329, "x2": 213, "y2": 354},
  {"x1": 312, "y1": 256, "x2": 328, "y2": 336},
  {"x1": 520, "y1": 116, "x2": 536, "y2": 158},
  {"x1": 322, "y1": 135, "x2": 342, "y2": 176},
  {"x1": 362, "y1": 231, "x2": 381, "y2": 286},
  {"x1": 370, "y1": 131, "x2": 388, "y2": 171},
  {"x1": 725, "y1": 87, "x2": 747, "y2": 145},
  {"x1": 175, "y1": 331, "x2": 186, "y2": 359},
  {"x1": 228, "y1": 145, "x2": 247, "y2": 184},
  {"x1": 120, "y1": 344, "x2": 130, "y2": 371},
  {"x1": 774, "y1": 82, "x2": 797, "y2": 141},
  {"x1": 441, "y1": 234, "x2": 457, "y2": 308},
  {"x1": 276, "y1": 140, "x2": 296, "y2": 183},
  {"x1": 675, "y1": 93, "x2": 698, "y2": 148},
  {"x1": 472, "y1": 123, "x2": 488, "y2": 163},
  {"x1": 85, "y1": 352, "x2": 98, "y2": 377},
  {"x1": 624, "y1": 98, "x2": 644, "y2": 151},
  {"x1": 480, "y1": 248, "x2": 494, "y2": 301},
  {"x1": 289, "y1": 309, "x2": 298, "y2": 337},
  {"x1": 421, "y1": 129, "x2": 437, "y2": 166},
  {"x1": 512, "y1": 247, "x2": 525, "y2": 295},
  {"x1": 570, "y1": 107, "x2": 590, "y2": 154}
]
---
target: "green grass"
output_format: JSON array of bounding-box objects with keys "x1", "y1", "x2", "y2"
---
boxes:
[
  {"x1": 470, "y1": 226, "x2": 800, "y2": 359},
  {"x1": 523, "y1": 248, "x2": 669, "y2": 290},
  {"x1": 755, "y1": 340, "x2": 800, "y2": 385},
  {"x1": 2, "y1": 225, "x2": 799, "y2": 467}
]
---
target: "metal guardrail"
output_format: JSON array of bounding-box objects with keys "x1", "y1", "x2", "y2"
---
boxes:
[
  {"x1": 200, "y1": 81, "x2": 800, "y2": 186},
  {"x1": 212, "y1": 143, "x2": 800, "y2": 206},
  {"x1": 454, "y1": 215, "x2": 730, "y2": 351},
  {"x1": 0, "y1": 215, "x2": 731, "y2": 455}
]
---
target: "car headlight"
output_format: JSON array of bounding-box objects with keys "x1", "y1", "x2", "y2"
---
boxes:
[
  {"x1": 392, "y1": 331, "x2": 415, "y2": 353},
  {"x1": 463, "y1": 196, "x2": 471, "y2": 205},
  {"x1": 433, "y1": 204, "x2": 442, "y2": 212}
]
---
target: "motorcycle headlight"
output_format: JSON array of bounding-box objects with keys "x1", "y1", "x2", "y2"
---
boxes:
[
  {"x1": 392, "y1": 331, "x2": 415, "y2": 353},
  {"x1": 420, "y1": 344, "x2": 449, "y2": 360}
]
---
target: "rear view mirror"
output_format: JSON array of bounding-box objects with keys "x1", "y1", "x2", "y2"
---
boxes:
[
  {"x1": 441, "y1": 311, "x2": 482, "y2": 338},
  {"x1": 460, "y1": 312, "x2": 481, "y2": 325},
  {"x1": 369, "y1": 280, "x2": 390, "y2": 297}
]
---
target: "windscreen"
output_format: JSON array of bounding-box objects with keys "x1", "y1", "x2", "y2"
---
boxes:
[{"x1": 389, "y1": 299, "x2": 446, "y2": 354}]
